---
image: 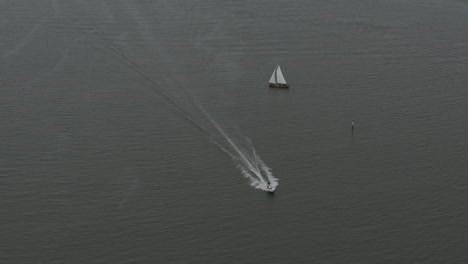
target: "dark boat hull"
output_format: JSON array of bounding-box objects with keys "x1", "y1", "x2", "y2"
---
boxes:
[{"x1": 269, "y1": 83, "x2": 289, "y2": 88}]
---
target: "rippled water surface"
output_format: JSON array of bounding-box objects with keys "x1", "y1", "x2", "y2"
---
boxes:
[{"x1": 1, "y1": 0, "x2": 467, "y2": 263}]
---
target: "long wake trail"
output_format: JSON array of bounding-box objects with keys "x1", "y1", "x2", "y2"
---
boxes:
[
  {"x1": 208, "y1": 113, "x2": 279, "y2": 190},
  {"x1": 188, "y1": 94, "x2": 279, "y2": 191},
  {"x1": 75, "y1": 9, "x2": 278, "y2": 191}
]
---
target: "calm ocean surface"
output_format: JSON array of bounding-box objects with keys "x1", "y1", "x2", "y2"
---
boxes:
[{"x1": 1, "y1": 0, "x2": 467, "y2": 263}]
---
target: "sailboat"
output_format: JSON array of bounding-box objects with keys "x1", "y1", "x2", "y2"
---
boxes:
[{"x1": 269, "y1": 64, "x2": 289, "y2": 88}]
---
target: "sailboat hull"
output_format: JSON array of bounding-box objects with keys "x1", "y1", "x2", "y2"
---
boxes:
[{"x1": 269, "y1": 83, "x2": 289, "y2": 88}]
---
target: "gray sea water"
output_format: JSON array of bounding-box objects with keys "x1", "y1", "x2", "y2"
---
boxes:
[{"x1": 1, "y1": 0, "x2": 468, "y2": 263}]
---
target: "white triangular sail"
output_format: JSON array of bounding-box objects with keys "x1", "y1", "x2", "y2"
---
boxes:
[
  {"x1": 276, "y1": 65, "x2": 286, "y2": 84},
  {"x1": 269, "y1": 66, "x2": 277, "y2": 83}
]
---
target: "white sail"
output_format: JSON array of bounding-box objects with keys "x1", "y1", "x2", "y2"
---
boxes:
[
  {"x1": 269, "y1": 66, "x2": 277, "y2": 83},
  {"x1": 276, "y1": 65, "x2": 287, "y2": 84}
]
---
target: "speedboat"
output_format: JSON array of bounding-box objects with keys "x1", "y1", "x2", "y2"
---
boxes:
[{"x1": 266, "y1": 184, "x2": 275, "y2": 193}]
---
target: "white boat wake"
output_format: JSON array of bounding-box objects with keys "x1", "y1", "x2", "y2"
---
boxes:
[
  {"x1": 201, "y1": 107, "x2": 279, "y2": 192},
  {"x1": 190, "y1": 102, "x2": 279, "y2": 192}
]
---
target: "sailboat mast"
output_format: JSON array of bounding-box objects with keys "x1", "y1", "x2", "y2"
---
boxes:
[{"x1": 275, "y1": 64, "x2": 278, "y2": 84}]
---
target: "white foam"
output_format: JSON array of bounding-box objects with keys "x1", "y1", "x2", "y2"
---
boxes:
[{"x1": 195, "y1": 101, "x2": 279, "y2": 192}]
